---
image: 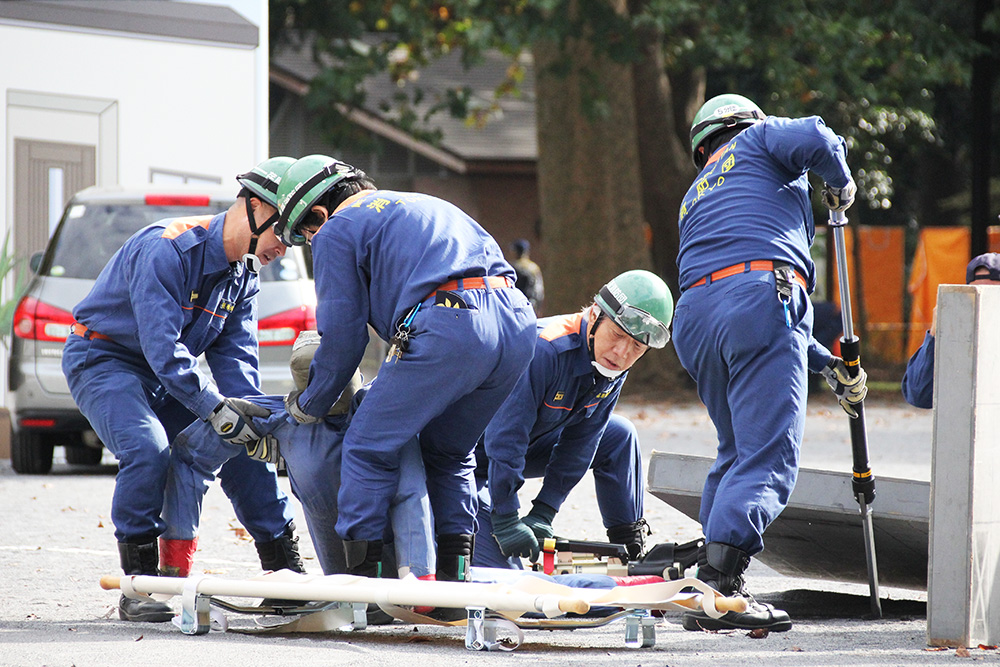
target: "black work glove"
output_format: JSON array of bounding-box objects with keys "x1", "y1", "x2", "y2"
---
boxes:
[
  {"x1": 491, "y1": 511, "x2": 540, "y2": 561},
  {"x1": 521, "y1": 501, "x2": 557, "y2": 542},
  {"x1": 208, "y1": 397, "x2": 270, "y2": 445}
]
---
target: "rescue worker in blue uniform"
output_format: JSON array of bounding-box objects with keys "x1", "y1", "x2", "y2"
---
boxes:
[
  {"x1": 164, "y1": 331, "x2": 436, "y2": 581},
  {"x1": 474, "y1": 270, "x2": 673, "y2": 569},
  {"x1": 671, "y1": 94, "x2": 869, "y2": 632},
  {"x1": 62, "y1": 158, "x2": 304, "y2": 623},
  {"x1": 902, "y1": 253, "x2": 1000, "y2": 408},
  {"x1": 273, "y1": 155, "x2": 537, "y2": 583}
]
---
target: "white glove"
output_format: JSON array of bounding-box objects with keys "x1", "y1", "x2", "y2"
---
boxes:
[
  {"x1": 822, "y1": 177, "x2": 857, "y2": 212},
  {"x1": 208, "y1": 398, "x2": 270, "y2": 445},
  {"x1": 820, "y1": 357, "x2": 868, "y2": 418},
  {"x1": 284, "y1": 390, "x2": 322, "y2": 425}
]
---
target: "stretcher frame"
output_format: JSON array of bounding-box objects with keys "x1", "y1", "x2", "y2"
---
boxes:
[{"x1": 101, "y1": 570, "x2": 746, "y2": 651}]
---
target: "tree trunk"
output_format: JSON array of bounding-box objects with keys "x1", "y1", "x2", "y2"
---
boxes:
[
  {"x1": 630, "y1": 18, "x2": 702, "y2": 298},
  {"x1": 533, "y1": 8, "x2": 649, "y2": 317}
]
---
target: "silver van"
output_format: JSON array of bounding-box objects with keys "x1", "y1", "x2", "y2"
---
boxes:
[{"x1": 8, "y1": 184, "x2": 316, "y2": 473}]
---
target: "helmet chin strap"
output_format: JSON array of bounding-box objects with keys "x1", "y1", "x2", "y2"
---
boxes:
[
  {"x1": 587, "y1": 308, "x2": 625, "y2": 379},
  {"x1": 241, "y1": 191, "x2": 278, "y2": 274}
]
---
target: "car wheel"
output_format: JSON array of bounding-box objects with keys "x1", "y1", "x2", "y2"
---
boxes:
[
  {"x1": 11, "y1": 430, "x2": 54, "y2": 475},
  {"x1": 65, "y1": 445, "x2": 104, "y2": 466}
]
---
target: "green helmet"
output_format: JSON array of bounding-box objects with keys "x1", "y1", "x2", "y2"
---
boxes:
[
  {"x1": 689, "y1": 94, "x2": 765, "y2": 166},
  {"x1": 274, "y1": 154, "x2": 366, "y2": 247},
  {"x1": 595, "y1": 270, "x2": 673, "y2": 349},
  {"x1": 236, "y1": 156, "x2": 295, "y2": 208}
]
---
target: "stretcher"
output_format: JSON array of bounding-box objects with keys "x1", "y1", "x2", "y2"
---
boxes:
[{"x1": 100, "y1": 569, "x2": 745, "y2": 651}]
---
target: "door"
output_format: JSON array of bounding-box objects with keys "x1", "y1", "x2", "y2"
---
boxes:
[{"x1": 13, "y1": 139, "x2": 96, "y2": 261}]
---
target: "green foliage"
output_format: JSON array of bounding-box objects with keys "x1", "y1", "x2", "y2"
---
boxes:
[{"x1": 272, "y1": 0, "x2": 983, "y2": 225}]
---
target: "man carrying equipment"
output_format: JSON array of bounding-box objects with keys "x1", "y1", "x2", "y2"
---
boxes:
[
  {"x1": 474, "y1": 270, "x2": 672, "y2": 569},
  {"x1": 63, "y1": 158, "x2": 305, "y2": 622},
  {"x1": 902, "y1": 252, "x2": 1000, "y2": 408},
  {"x1": 671, "y1": 94, "x2": 868, "y2": 632},
  {"x1": 274, "y1": 155, "x2": 537, "y2": 584}
]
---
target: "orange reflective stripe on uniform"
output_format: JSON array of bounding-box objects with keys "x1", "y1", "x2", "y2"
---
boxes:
[
  {"x1": 161, "y1": 216, "x2": 214, "y2": 240},
  {"x1": 540, "y1": 312, "x2": 584, "y2": 342}
]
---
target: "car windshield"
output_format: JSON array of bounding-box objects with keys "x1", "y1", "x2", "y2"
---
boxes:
[{"x1": 43, "y1": 202, "x2": 302, "y2": 282}]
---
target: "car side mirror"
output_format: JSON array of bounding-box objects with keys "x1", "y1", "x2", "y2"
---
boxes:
[{"x1": 29, "y1": 251, "x2": 44, "y2": 273}]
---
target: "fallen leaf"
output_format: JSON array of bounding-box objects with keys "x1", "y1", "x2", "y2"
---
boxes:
[
  {"x1": 978, "y1": 645, "x2": 997, "y2": 651},
  {"x1": 97, "y1": 520, "x2": 104, "y2": 528},
  {"x1": 747, "y1": 628, "x2": 769, "y2": 639},
  {"x1": 787, "y1": 646, "x2": 804, "y2": 652},
  {"x1": 924, "y1": 647, "x2": 949, "y2": 651},
  {"x1": 135, "y1": 634, "x2": 143, "y2": 642},
  {"x1": 956, "y1": 647, "x2": 970, "y2": 657}
]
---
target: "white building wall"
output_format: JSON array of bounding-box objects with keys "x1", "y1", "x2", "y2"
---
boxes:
[{"x1": 0, "y1": 12, "x2": 263, "y2": 409}]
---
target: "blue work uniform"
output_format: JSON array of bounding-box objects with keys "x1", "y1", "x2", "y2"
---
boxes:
[
  {"x1": 298, "y1": 190, "x2": 537, "y2": 540},
  {"x1": 164, "y1": 390, "x2": 435, "y2": 577},
  {"x1": 473, "y1": 312, "x2": 641, "y2": 568},
  {"x1": 671, "y1": 116, "x2": 852, "y2": 556},
  {"x1": 901, "y1": 332, "x2": 935, "y2": 409},
  {"x1": 62, "y1": 214, "x2": 294, "y2": 543}
]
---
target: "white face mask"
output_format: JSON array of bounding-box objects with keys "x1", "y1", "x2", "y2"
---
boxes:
[{"x1": 592, "y1": 361, "x2": 624, "y2": 379}]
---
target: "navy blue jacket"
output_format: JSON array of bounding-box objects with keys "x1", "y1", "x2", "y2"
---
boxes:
[
  {"x1": 482, "y1": 312, "x2": 625, "y2": 515},
  {"x1": 72, "y1": 213, "x2": 261, "y2": 419},
  {"x1": 677, "y1": 116, "x2": 853, "y2": 373}
]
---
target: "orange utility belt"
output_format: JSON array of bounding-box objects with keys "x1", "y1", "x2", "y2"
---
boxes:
[
  {"x1": 689, "y1": 260, "x2": 807, "y2": 290},
  {"x1": 425, "y1": 276, "x2": 513, "y2": 301},
  {"x1": 70, "y1": 322, "x2": 114, "y2": 342}
]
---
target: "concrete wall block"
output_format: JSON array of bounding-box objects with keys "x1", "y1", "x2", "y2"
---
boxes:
[{"x1": 928, "y1": 286, "x2": 1000, "y2": 647}]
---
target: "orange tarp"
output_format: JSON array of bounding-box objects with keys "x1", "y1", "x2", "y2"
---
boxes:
[
  {"x1": 831, "y1": 226, "x2": 905, "y2": 363},
  {"x1": 905, "y1": 227, "x2": 970, "y2": 358}
]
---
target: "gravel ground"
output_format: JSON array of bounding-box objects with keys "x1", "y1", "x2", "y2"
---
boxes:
[{"x1": 2, "y1": 396, "x2": 992, "y2": 666}]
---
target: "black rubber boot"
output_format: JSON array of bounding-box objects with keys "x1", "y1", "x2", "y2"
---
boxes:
[
  {"x1": 256, "y1": 522, "x2": 308, "y2": 611},
  {"x1": 117, "y1": 541, "x2": 174, "y2": 623},
  {"x1": 436, "y1": 533, "x2": 474, "y2": 582},
  {"x1": 256, "y1": 521, "x2": 306, "y2": 574},
  {"x1": 343, "y1": 539, "x2": 384, "y2": 578},
  {"x1": 682, "y1": 542, "x2": 792, "y2": 632},
  {"x1": 343, "y1": 539, "x2": 393, "y2": 625},
  {"x1": 606, "y1": 519, "x2": 650, "y2": 561},
  {"x1": 427, "y1": 534, "x2": 474, "y2": 622}
]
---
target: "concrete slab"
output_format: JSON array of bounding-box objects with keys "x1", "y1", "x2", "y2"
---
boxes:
[{"x1": 647, "y1": 451, "x2": 929, "y2": 590}]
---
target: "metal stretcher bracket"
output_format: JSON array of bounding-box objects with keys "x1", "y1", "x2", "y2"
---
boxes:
[
  {"x1": 623, "y1": 609, "x2": 656, "y2": 648},
  {"x1": 465, "y1": 607, "x2": 523, "y2": 651}
]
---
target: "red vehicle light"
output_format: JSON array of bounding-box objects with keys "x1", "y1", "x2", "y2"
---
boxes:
[
  {"x1": 20, "y1": 418, "x2": 57, "y2": 428},
  {"x1": 144, "y1": 194, "x2": 212, "y2": 206},
  {"x1": 12, "y1": 296, "x2": 75, "y2": 342},
  {"x1": 257, "y1": 305, "x2": 316, "y2": 346}
]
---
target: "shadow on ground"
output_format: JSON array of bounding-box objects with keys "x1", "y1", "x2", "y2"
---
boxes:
[{"x1": 759, "y1": 589, "x2": 925, "y2": 620}]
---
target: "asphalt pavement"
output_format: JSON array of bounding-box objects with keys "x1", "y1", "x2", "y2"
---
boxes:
[{"x1": 1, "y1": 395, "x2": 993, "y2": 666}]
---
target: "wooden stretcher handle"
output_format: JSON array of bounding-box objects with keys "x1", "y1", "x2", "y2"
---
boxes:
[
  {"x1": 100, "y1": 576, "x2": 122, "y2": 590},
  {"x1": 558, "y1": 598, "x2": 591, "y2": 615},
  {"x1": 713, "y1": 595, "x2": 748, "y2": 613}
]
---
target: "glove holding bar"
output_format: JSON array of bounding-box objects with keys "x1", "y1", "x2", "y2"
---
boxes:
[
  {"x1": 208, "y1": 397, "x2": 270, "y2": 446},
  {"x1": 821, "y1": 356, "x2": 868, "y2": 419}
]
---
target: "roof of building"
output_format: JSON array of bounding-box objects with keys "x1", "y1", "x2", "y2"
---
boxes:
[
  {"x1": 0, "y1": 1, "x2": 257, "y2": 47},
  {"x1": 271, "y1": 37, "x2": 538, "y2": 172}
]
